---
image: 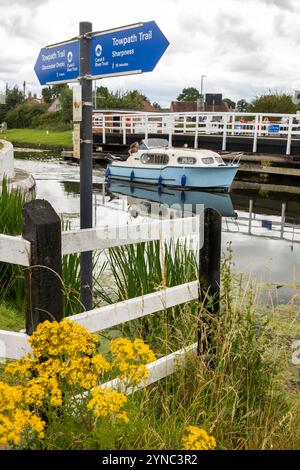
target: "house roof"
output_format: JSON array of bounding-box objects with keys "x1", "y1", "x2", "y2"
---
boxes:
[
  {"x1": 170, "y1": 101, "x2": 230, "y2": 113},
  {"x1": 170, "y1": 101, "x2": 198, "y2": 113}
]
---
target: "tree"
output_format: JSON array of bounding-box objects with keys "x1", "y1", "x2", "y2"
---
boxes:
[
  {"x1": 152, "y1": 102, "x2": 161, "y2": 110},
  {"x1": 177, "y1": 87, "x2": 201, "y2": 102},
  {"x1": 236, "y1": 99, "x2": 249, "y2": 112},
  {"x1": 5, "y1": 86, "x2": 25, "y2": 110},
  {"x1": 60, "y1": 87, "x2": 73, "y2": 122},
  {"x1": 94, "y1": 87, "x2": 151, "y2": 110},
  {"x1": 223, "y1": 98, "x2": 236, "y2": 111},
  {"x1": 0, "y1": 85, "x2": 24, "y2": 122},
  {"x1": 248, "y1": 93, "x2": 297, "y2": 114}
]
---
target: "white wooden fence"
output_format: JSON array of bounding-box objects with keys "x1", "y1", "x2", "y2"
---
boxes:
[
  {"x1": 93, "y1": 111, "x2": 300, "y2": 155},
  {"x1": 0, "y1": 215, "x2": 201, "y2": 392}
]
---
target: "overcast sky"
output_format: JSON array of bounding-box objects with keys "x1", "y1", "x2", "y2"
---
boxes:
[{"x1": 0, "y1": 0, "x2": 299, "y2": 106}]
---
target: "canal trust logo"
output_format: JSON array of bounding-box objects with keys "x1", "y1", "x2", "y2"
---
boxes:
[
  {"x1": 67, "y1": 51, "x2": 73, "y2": 63},
  {"x1": 95, "y1": 44, "x2": 102, "y2": 57}
]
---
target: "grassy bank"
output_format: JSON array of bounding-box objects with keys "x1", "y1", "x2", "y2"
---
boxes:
[
  {"x1": 0, "y1": 142, "x2": 3, "y2": 150},
  {"x1": 1, "y1": 129, "x2": 72, "y2": 150},
  {"x1": 1, "y1": 266, "x2": 299, "y2": 450}
]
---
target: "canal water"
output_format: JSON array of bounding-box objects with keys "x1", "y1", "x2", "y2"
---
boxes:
[{"x1": 15, "y1": 156, "x2": 300, "y2": 302}]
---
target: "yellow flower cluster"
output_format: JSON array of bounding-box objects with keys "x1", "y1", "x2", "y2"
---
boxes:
[
  {"x1": 29, "y1": 319, "x2": 99, "y2": 359},
  {"x1": 182, "y1": 426, "x2": 216, "y2": 451},
  {"x1": 6, "y1": 320, "x2": 112, "y2": 394},
  {"x1": 110, "y1": 338, "x2": 156, "y2": 385},
  {"x1": 0, "y1": 382, "x2": 45, "y2": 447},
  {"x1": 0, "y1": 319, "x2": 156, "y2": 447},
  {"x1": 87, "y1": 387, "x2": 128, "y2": 422}
]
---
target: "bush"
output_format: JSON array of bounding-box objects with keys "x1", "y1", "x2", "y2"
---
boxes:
[
  {"x1": 6, "y1": 103, "x2": 47, "y2": 129},
  {"x1": 248, "y1": 93, "x2": 297, "y2": 114},
  {"x1": 34, "y1": 111, "x2": 72, "y2": 131}
]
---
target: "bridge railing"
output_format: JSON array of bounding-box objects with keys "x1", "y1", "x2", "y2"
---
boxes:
[{"x1": 92, "y1": 111, "x2": 300, "y2": 155}]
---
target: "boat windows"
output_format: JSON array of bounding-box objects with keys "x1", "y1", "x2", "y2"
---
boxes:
[
  {"x1": 141, "y1": 139, "x2": 169, "y2": 150},
  {"x1": 215, "y1": 156, "x2": 225, "y2": 165},
  {"x1": 140, "y1": 153, "x2": 169, "y2": 165},
  {"x1": 202, "y1": 157, "x2": 215, "y2": 165},
  {"x1": 177, "y1": 157, "x2": 196, "y2": 165}
]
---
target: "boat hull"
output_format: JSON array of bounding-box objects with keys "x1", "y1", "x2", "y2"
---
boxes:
[{"x1": 106, "y1": 165, "x2": 239, "y2": 190}]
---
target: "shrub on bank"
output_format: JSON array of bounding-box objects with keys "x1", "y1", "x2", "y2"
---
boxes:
[
  {"x1": 5, "y1": 104, "x2": 72, "y2": 132},
  {"x1": 6, "y1": 103, "x2": 47, "y2": 129},
  {"x1": 34, "y1": 111, "x2": 72, "y2": 132}
]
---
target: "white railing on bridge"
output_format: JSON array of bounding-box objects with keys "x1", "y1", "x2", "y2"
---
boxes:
[{"x1": 92, "y1": 111, "x2": 300, "y2": 155}]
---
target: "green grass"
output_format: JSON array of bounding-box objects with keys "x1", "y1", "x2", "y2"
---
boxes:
[
  {"x1": 0, "y1": 142, "x2": 3, "y2": 150},
  {"x1": 0, "y1": 302, "x2": 24, "y2": 331},
  {"x1": 1, "y1": 129, "x2": 72, "y2": 149}
]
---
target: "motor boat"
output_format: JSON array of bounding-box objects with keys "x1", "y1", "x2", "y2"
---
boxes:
[{"x1": 105, "y1": 138, "x2": 240, "y2": 191}]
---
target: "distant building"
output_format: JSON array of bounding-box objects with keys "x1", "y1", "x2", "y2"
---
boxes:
[
  {"x1": 170, "y1": 94, "x2": 229, "y2": 113},
  {"x1": 26, "y1": 91, "x2": 43, "y2": 105},
  {"x1": 170, "y1": 101, "x2": 198, "y2": 113},
  {"x1": 48, "y1": 97, "x2": 62, "y2": 113}
]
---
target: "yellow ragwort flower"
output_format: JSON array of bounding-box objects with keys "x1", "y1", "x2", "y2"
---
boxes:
[
  {"x1": 87, "y1": 386, "x2": 128, "y2": 420},
  {"x1": 182, "y1": 426, "x2": 217, "y2": 451}
]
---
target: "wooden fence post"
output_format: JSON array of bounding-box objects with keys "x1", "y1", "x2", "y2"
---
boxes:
[
  {"x1": 22, "y1": 199, "x2": 63, "y2": 335},
  {"x1": 198, "y1": 208, "x2": 222, "y2": 355}
]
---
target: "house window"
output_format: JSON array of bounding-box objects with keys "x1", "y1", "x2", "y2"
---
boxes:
[
  {"x1": 177, "y1": 157, "x2": 196, "y2": 165},
  {"x1": 140, "y1": 153, "x2": 169, "y2": 165}
]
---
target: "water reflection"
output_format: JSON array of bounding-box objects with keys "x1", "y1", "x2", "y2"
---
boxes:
[{"x1": 106, "y1": 181, "x2": 237, "y2": 218}]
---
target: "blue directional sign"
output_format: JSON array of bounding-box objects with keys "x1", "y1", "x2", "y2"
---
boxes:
[
  {"x1": 34, "y1": 41, "x2": 80, "y2": 85},
  {"x1": 34, "y1": 21, "x2": 169, "y2": 85},
  {"x1": 91, "y1": 21, "x2": 169, "y2": 78},
  {"x1": 268, "y1": 124, "x2": 280, "y2": 134}
]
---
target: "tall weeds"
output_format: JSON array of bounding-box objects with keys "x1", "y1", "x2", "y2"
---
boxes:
[
  {"x1": 0, "y1": 178, "x2": 26, "y2": 307},
  {"x1": 96, "y1": 240, "x2": 199, "y2": 349},
  {"x1": 100, "y1": 245, "x2": 299, "y2": 450}
]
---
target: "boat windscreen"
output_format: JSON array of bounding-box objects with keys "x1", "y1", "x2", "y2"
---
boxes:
[{"x1": 140, "y1": 139, "x2": 169, "y2": 150}]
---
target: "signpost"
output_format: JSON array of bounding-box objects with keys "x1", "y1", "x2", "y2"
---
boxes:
[
  {"x1": 34, "y1": 21, "x2": 169, "y2": 312},
  {"x1": 34, "y1": 41, "x2": 80, "y2": 85},
  {"x1": 91, "y1": 21, "x2": 169, "y2": 78}
]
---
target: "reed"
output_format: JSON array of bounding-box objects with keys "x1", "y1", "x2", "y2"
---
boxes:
[
  {"x1": 96, "y1": 239, "x2": 199, "y2": 348},
  {"x1": 0, "y1": 181, "x2": 100, "y2": 317},
  {"x1": 0, "y1": 178, "x2": 26, "y2": 308}
]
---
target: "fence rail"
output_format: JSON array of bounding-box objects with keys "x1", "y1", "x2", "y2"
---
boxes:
[
  {"x1": 71, "y1": 281, "x2": 199, "y2": 333},
  {"x1": 92, "y1": 111, "x2": 300, "y2": 155},
  {"x1": 0, "y1": 234, "x2": 30, "y2": 267},
  {"x1": 62, "y1": 216, "x2": 200, "y2": 255}
]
